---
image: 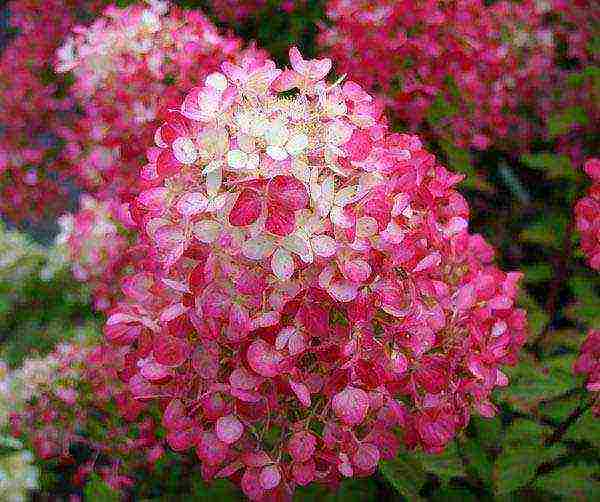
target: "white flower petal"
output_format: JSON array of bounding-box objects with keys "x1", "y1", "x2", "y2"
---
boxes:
[
  {"x1": 283, "y1": 232, "x2": 313, "y2": 263},
  {"x1": 177, "y1": 192, "x2": 208, "y2": 217},
  {"x1": 264, "y1": 120, "x2": 289, "y2": 146},
  {"x1": 206, "y1": 168, "x2": 222, "y2": 196},
  {"x1": 330, "y1": 205, "x2": 353, "y2": 228},
  {"x1": 172, "y1": 137, "x2": 198, "y2": 165},
  {"x1": 311, "y1": 234, "x2": 337, "y2": 257},
  {"x1": 205, "y1": 72, "x2": 228, "y2": 91},
  {"x1": 271, "y1": 248, "x2": 294, "y2": 281},
  {"x1": 193, "y1": 220, "x2": 221, "y2": 243},
  {"x1": 266, "y1": 145, "x2": 288, "y2": 161},
  {"x1": 328, "y1": 281, "x2": 358, "y2": 302},
  {"x1": 334, "y1": 185, "x2": 361, "y2": 206},
  {"x1": 356, "y1": 216, "x2": 379, "y2": 238},
  {"x1": 286, "y1": 132, "x2": 309, "y2": 156},
  {"x1": 227, "y1": 149, "x2": 248, "y2": 170},
  {"x1": 242, "y1": 236, "x2": 275, "y2": 260}
]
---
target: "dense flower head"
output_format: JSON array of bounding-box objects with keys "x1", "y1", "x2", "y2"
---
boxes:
[
  {"x1": 48, "y1": 195, "x2": 131, "y2": 310},
  {"x1": 102, "y1": 47, "x2": 527, "y2": 499},
  {"x1": 0, "y1": 0, "x2": 110, "y2": 223},
  {"x1": 544, "y1": 1, "x2": 600, "y2": 165},
  {"x1": 318, "y1": 0, "x2": 556, "y2": 152},
  {"x1": 574, "y1": 159, "x2": 600, "y2": 271},
  {"x1": 574, "y1": 329, "x2": 600, "y2": 416},
  {"x1": 55, "y1": 0, "x2": 268, "y2": 206},
  {"x1": 6, "y1": 338, "x2": 163, "y2": 492}
]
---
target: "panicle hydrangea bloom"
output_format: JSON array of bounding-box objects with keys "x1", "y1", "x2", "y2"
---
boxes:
[
  {"x1": 574, "y1": 159, "x2": 600, "y2": 271},
  {"x1": 0, "y1": 0, "x2": 109, "y2": 222},
  {"x1": 6, "y1": 339, "x2": 164, "y2": 493},
  {"x1": 545, "y1": 0, "x2": 600, "y2": 165},
  {"x1": 55, "y1": 0, "x2": 268, "y2": 206},
  {"x1": 47, "y1": 195, "x2": 131, "y2": 310},
  {"x1": 574, "y1": 330, "x2": 600, "y2": 417},
  {"x1": 103, "y1": 47, "x2": 527, "y2": 499},
  {"x1": 318, "y1": 0, "x2": 555, "y2": 152}
]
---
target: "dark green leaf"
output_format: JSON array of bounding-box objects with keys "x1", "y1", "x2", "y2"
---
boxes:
[
  {"x1": 493, "y1": 420, "x2": 566, "y2": 495},
  {"x1": 499, "y1": 356, "x2": 576, "y2": 414},
  {"x1": 534, "y1": 463, "x2": 600, "y2": 499},
  {"x1": 380, "y1": 452, "x2": 426, "y2": 500},
  {"x1": 415, "y1": 441, "x2": 465, "y2": 483},
  {"x1": 84, "y1": 474, "x2": 120, "y2": 502},
  {"x1": 564, "y1": 409, "x2": 600, "y2": 449}
]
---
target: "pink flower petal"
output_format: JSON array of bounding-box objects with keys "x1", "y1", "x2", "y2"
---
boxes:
[
  {"x1": 332, "y1": 386, "x2": 369, "y2": 426},
  {"x1": 259, "y1": 465, "x2": 281, "y2": 490},
  {"x1": 216, "y1": 415, "x2": 244, "y2": 444},
  {"x1": 229, "y1": 189, "x2": 262, "y2": 227},
  {"x1": 247, "y1": 339, "x2": 283, "y2": 377},
  {"x1": 177, "y1": 192, "x2": 208, "y2": 217},
  {"x1": 289, "y1": 379, "x2": 311, "y2": 407}
]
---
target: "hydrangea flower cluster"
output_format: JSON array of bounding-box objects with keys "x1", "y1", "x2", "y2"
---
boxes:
[
  {"x1": 55, "y1": 0, "x2": 267, "y2": 205},
  {"x1": 6, "y1": 339, "x2": 163, "y2": 492},
  {"x1": 574, "y1": 330, "x2": 600, "y2": 417},
  {"x1": 48, "y1": 195, "x2": 131, "y2": 310},
  {"x1": 318, "y1": 0, "x2": 558, "y2": 152},
  {"x1": 104, "y1": 47, "x2": 527, "y2": 499},
  {"x1": 46, "y1": 1, "x2": 269, "y2": 309},
  {"x1": 547, "y1": 0, "x2": 600, "y2": 165},
  {"x1": 0, "y1": 0, "x2": 109, "y2": 223},
  {"x1": 574, "y1": 159, "x2": 600, "y2": 271}
]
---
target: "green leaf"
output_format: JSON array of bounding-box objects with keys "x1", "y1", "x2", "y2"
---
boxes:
[
  {"x1": 415, "y1": 441, "x2": 465, "y2": 483},
  {"x1": 84, "y1": 474, "x2": 120, "y2": 502},
  {"x1": 520, "y1": 213, "x2": 568, "y2": 250},
  {"x1": 427, "y1": 95, "x2": 458, "y2": 124},
  {"x1": 493, "y1": 420, "x2": 566, "y2": 495},
  {"x1": 520, "y1": 153, "x2": 577, "y2": 181},
  {"x1": 522, "y1": 263, "x2": 554, "y2": 284},
  {"x1": 295, "y1": 478, "x2": 378, "y2": 501},
  {"x1": 534, "y1": 463, "x2": 600, "y2": 499},
  {"x1": 547, "y1": 106, "x2": 590, "y2": 138},
  {"x1": 565, "y1": 275, "x2": 600, "y2": 327},
  {"x1": 438, "y1": 140, "x2": 492, "y2": 192},
  {"x1": 429, "y1": 486, "x2": 479, "y2": 502},
  {"x1": 499, "y1": 356, "x2": 576, "y2": 414},
  {"x1": 460, "y1": 437, "x2": 494, "y2": 489},
  {"x1": 564, "y1": 409, "x2": 600, "y2": 449},
  {"x1": 470, "y1": 416, "x2": 503, "y2": 451},
  {"x1": 540, "y1": 394, "x2": 581, "y2": 423},
  {"x1": 380, "y1": 452, "x2": 427, "y2": 500}
]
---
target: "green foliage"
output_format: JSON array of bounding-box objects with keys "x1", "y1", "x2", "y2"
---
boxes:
[
  {"x1": 499, "y1": 355, "x2": 577, "y2": 414},
  {"x1": 415, "y1": 441, "x2": 465, "y2": 483},
  {"x1": 84, "y1": 474, "x2": 120, "y2": 502},
  {"x1": 520, "y1": 153, "x2": 578, "y2": 181},
  {"x1": 534, "y1": 464, "x2": 600, "y2": 499},
  {"x1": 492, "y1": 420, "x2": 566, "y2": 494},
  {"x1": 547, "y1": 107, "x2": 589, "y2": 138},
  {"x1": 565, "y1": 275, "x2": 600, "y2": 327},
  {"x1": 380, "y1": 452, "x2": 427, "y2": 501},
  {"x1": 520, "y1": 212, "x2": 568, "y2": 250}
]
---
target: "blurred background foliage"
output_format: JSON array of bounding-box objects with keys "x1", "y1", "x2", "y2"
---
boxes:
[{"x1": 1, "y1": 0, "x2": 599, "y2": 500}]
